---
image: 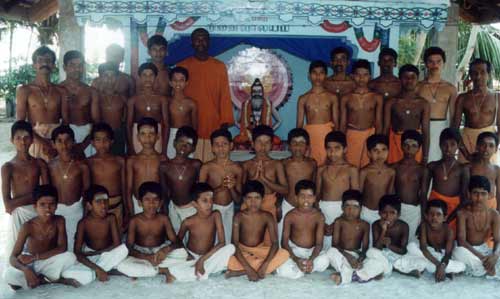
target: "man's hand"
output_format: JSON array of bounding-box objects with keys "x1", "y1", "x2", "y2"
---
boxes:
[
  {"x1": 95, "y1": 268, "x2": 109, "y2": 282},
  {"x1": 24, "y1": 269, "x2": 41, "y2": 288},
  {"x1": 18, "y1": 254, "x2": 35, "y2": 265},
  {"x1": 195, "y1": 259, "x2": 206, "y2": 278},
  {"x1": 435, "y1": 263, "x2": 446, "y2": 282}
]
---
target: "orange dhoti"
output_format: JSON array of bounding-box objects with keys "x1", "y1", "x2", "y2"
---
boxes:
[
  {"x1": 241, "y1": 193, "x2": 278, "y2": 246},
  {"x1": 486, "y1": 196, "x2": 498, "y2": 248},
  {"x1": 429, "y1": 190, "x2": 460, "y2": 233},
  {"x1": 227, "y1": 243, "x2": 289, "y2": 273},
  {"x1": 304, "y1": 122, "x2": 334, "y2": 166},
  {"x1": 30, "y1": 123, "x2": 59, "y2": 163},
  {"x1": 346, "y1": 127, "x2": 376, "y2": 169},
  {"x1": 132, "y1": 123, "x2": 162, "y2": 154},
  {"x1": 194, "y1": 138, "x2": 215, "y2": 163},
  {"x1": 388, "y1": 129, "x2": 423, "y2": 164},
  {"x1": 460, "y1": 126, "x2": 498, "y2": 163}
]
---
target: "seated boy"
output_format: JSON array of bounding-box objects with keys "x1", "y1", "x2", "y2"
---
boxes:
[
  {"x1": 453, "y1": 176, "x2": 500, "y2": 278},
  {"x1": 393, "y1": 199, "x2": 465, "y2": 281},
  {"x1": 354, "y1": 195, "x2": 408, "y2": 281},
  {"x1": 117, "y1": 182, "x2": 187, "y2": 283},
  {"x1": 276, "y1": 180, "x2": 329, "y2": 279},
  {"x1": 168, "y1": 183, "x2": 235, "y2": 281},
  {"x1": 317, "y1": 131, "x2": 359, "y2": 249},
  {"x1": 226, "y1": 180, "x2": 289, "y2": 281},
  {"x1": 4, "y1": 185, "x2": 79, "y2": 289},
  {"x1": 326, "y1": 190, "x2": 370, "y2": 285},
  {"x1": 63, "y1": 185, "x2": 129, "y2": 285}
]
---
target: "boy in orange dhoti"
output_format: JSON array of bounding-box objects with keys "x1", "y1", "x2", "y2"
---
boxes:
[
  {"x1": 340, "y1": 60, "x2": 383, "y2": 169},
  {"x1": 297, "y1": 60, "x2": 339, "y2": 166}
]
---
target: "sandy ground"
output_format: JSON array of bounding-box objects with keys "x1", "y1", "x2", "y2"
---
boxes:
[{"x1": 0, "y1": 122, "x2": 499, "y2": 299}]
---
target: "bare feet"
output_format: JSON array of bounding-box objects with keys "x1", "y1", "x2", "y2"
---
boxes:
[
  {"x1": 330, "y1": 273, "x2": 342, "y2": 285},
  {"x1": 446, "y1": 273, "x2": 454, "y2": 280},
  {"x1": 57, "y1": 278, "x2": 81, "y2": 288},
  {"x1": 159, "y1": 268, "x2": 175, "y2": 284},
  {"x1": 374, "y1": 273, "x2": 384, "y2": 281},
  {"x1": 409, "y1": 270, "x2": 421, "y2": 278}
]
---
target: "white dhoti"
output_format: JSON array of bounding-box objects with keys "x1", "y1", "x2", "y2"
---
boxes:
[
  {"x1": 393, "y1": 242, "x2": 465, "y2": 275},
  {"x1": 400, "y1": 204, "x2": 421, "y2": 243},
  {"x1": 355, "y1": 248, "x2": 400, "y2": 281},
  {"x1": 213, "y1": 202, "x2": 234, "y2": 244},
  {"x1": 70, "y1": 123, "x2": 95, "y2": 157},
  {"x1": 429, "y1": 119, "x2": 448, "y2": 162},
  {"x1": 9, "y1": 206, "x2": 37, "y2": 251},
  {"x1": 326, "y1": 247, "x2": 360, "y2": 284},
  {"x1": 3, "y1": 251, "x2": 76, "y2": 289},
  {"x1": 319, "y1": 201, "x2": 343, "y2": 250},
  {"x1": 168, "y1": 201, "x2": 197, "y2": 234},
  {"x1": 116, "y1": 243, "x2": 188, "y2": 278},
  {"x1": 452, "y1": 244, "x2": 500, "y2": 279},
  {"x1": 276, "y1": 241, "x2": 330, "y2": 279},
  {"x1": 167, "y1": 128, "x2": 178, "y2": 159},
  {"x1": 169, "y1": 244, "x2": 235, "y2": 282},
  {"x1": 56, "y1": 199, "x2": 83, "y2": 252},
  {"x1": 278, "y1": 199, "x2": 296, "y2": 243},
  {"x1": 62, "y1": 244, "x2": 129, "y2": 285},
  {"x1": 361, "y1": 207, "x2": 379, "y2": 246}
]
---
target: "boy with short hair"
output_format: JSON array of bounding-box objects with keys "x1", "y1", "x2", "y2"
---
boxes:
[
  {"x1": 117, "y1": 182, "x2": 187, "y2": 283},
  {"x1": 88, "y1": 122, "x2": 128, "y2": 230},
  {"x1": 340, "y1": 59, "x2": 383, "y2": 169},
  {"x1": 146, "y1": 35, "x2": 170, "y2": 96},
  {"x1": 168, "y1": 183, "x2": 235, "y2": 281},
  {"x1": 453, "y1": 176, "x2": 500, "y2": 278},
  {"x1": 276, "y1": 180, "x2": 329, "y2": 279},
  {"x1": 4, "y1": 185, "x2": 79, "y2": 289},
  {"x1": 296, "y1": 60, "x2": 338, "y2": 166},
  {"x1": 48, "y1": 125, "x2": 90, "y2": 251},
  {"x1": 392, "y1": 199, "x2": 465, "y2": 281},
  {"x1": 160, "y1": 126, "x2": 201, "y2": 233},
  {"x1": 2, "y1": 120, "x2": 49, "y2": 246},
  {"x1": 200, "y1": 128, "x2": 243, "y2": 243},
  {"x1": 317, "y1": 131, "x2": 359, "y2": 249},
  {"x1": 226, "y1": 180, "x2": 289, "y2": 281},
  {"x1": 326, "y1": 190, "x2": 370, "y2": 285},
  {"x1": 392, "y1": 130, "x2": 427, "y2": 242},
  {"x1": 127, "y1": 117, "x2": 167, "y2": 214},
  {"x1": 64, "y1": 185, "x2": 129, "y2": 285},
  {"x1": 167, "y1": 66, "x2": 198, "y2": 159},
  {"x1": 360, "y1": 134, "x2": 395, "y2": 226}
]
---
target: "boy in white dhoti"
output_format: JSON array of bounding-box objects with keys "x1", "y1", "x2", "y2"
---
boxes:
[
  {"x1": 326, "y1": 190, "x2": 370, "y2": 284},
  {"x1": 117, "y1": 182, "x2": 187, "y2": 283},
  {"x1": 317, "y1": 131, "x2": 359, "y2": 250},
  {"x1": 169, "y1": 183, "x2": 234, "y2": 281},
  {"x1": 2, "y1": 121, "x2": 50, "y2": 248},
  {"x1": 354, "y1": 195, "x2": 408, "y2": 282},
  {"x1": 393, "y1": 199, "x2": 465, "y2": 281},
  {"x1": 453, "y1": 176, "x2": 500, "y2": 279},
  {"x1": 277, "y1": 180, "x2": 329, "y2": 279},
  {"x1": 199, "y1": 128, "x2": 243, "y2": 243},
  {"x1": 62, "y1": 185, "x2": 128, "y2": 285},
  {"x1": 4, "y1": 185, "x2": 79, "y2": 290}
]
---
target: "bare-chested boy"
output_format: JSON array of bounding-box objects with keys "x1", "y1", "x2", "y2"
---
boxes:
[
  {"x1": 453, "y1": 176, "x2": 500, "y2": 278},
  {"x1": 16, "y1": 46, "x2": 68, "y2": 162},
  {"x1": 169, "y1": 183, "x2": 235, "y2": 281},
  {"x1": 424, "y1": 128, "x2": 469, "y2": 232},
  {"x1": 160, "y1": 126, "x2": 201, "y2": 233},
  {"x1": 453, "y1": 59, "x2": 500, "y2": 163},
  {"x1": 276, "y1": 180, "x2": 329, "y2": 279},
  {"x1": 93, "y1": 62, "x2": 128, "y2": 156},
  {"x1": 138, "y1": 35, "x2": 170, "y2": 96},
  {"x1": 324, "y1": 47, "x2": 356, "y2": 98},
  {"x1": 369, "y1": 48, "x2": 402, "y2": 101},
  {"x1": 340, "y1": 59, "x2": 383, "y2": 168},
  {"x1": 64, "y1": 185, "x2": 128, "y2": 285},
  {"x1": 326, "y1": 190, "x2": 370, "y2": 285},
  {"x1": 4, "y1": 185, "x2": 79, "y2": 289},
  {"x1": 200, "y1": 129, "x2": 243, "y2": 243},
  {"x1": 355, "y1": 195, "x2": 408, "y2": 281},
  {"x1": 391, "y1": 130, "x2": 427, "y2": 242},
  {"x1": 2, "y1": 121, "x2": 49, "y2": 246},
  {"x1": 127, "y1": 63, "x2": 169, "y2": 155},
  {"x1": 384, "y1": 64, "x2": 430, "y2": 164},
  {"x1": 59, "y1": 50, "x2": 99, "y2": 158},
  {"x1": 393, "y1": 199, "x2": 465, "y2": 281},
  {"x1": 126, "y1": 117, "x2": 167, "y2": 214},
  {"x1": 467, "y1": 132, "x2": 500, "y2": 211},
  {"x1": 317, "y1": 131, "x2": 359, "y2": 249},
  {"x1": 167, "y1": 66, "x2": 198, "y2": 159},
  {"x1": 297, "y1": 60, "x2": 338, "y2": 166},
  {"x1": 360, "y1": 134, "x2": 395, "y2": 227},
  {"x1": 226, "y1": 180, "x2": 289, "y2": 281},
  {"x1": 116, "y1": 182, "x2": 187, "y2": 283},
  {"x1": 48, "y1": 125, "x2": 90, "y2": 251},
  {"x1": 417, "y1": 47, "x2": 457, "y2": 162},
  {"x1": 88, "y1": 123, "x2": 128, "y2": 230}
]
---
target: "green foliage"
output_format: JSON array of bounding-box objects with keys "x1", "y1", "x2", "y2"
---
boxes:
[
  {"x1": 397, "y1": 32, "x2": 417, "y2": 66},
  {"x1": 0, "y1": 63, "x2": 59, "y2": 101}
]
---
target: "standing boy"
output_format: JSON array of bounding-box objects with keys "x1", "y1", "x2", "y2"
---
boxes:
[{"x1": 369, "y1": 48, "x2": 401, "y2": 101}]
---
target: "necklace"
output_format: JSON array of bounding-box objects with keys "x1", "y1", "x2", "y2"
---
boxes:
[
  {"x1": 472, "y1": 209, "x2": 488, "y2": 232},
  {"x1": 174, "y1": 164, "x2": 187, "y2": 180},
  {"x1": 59, "y1": 159, "x2": 73, "y2": 180},
  {"x1": 426, "y1": 81, "x2": 441, "y2": 103},
  {"x1": 34, "y1": 84, "x2": 52, "y2": 108},
  {"x1": 472, "y1": 91, "x2": 488, "y2": 113},
  {"x1": 441, "y1": 159, "x2": 456, "y2": 181}
]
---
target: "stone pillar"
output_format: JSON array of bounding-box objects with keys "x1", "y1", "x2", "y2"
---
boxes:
[{"x1": 57, "y1": 0, "x2": 83, "y2": 81}]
